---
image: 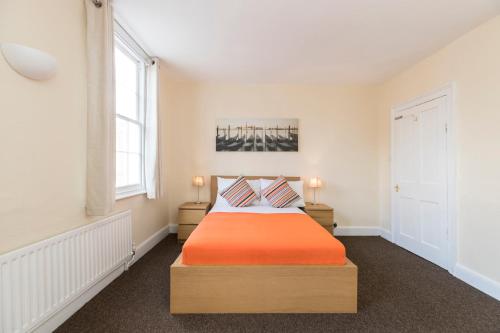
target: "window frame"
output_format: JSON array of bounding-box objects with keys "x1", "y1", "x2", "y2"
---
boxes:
[{"x1": 114, "y1": 24, "x2": 150, "y2": 200}]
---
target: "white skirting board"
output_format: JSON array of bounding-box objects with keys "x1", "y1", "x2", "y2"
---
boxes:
[
  {"x1": 379, "y1": 228, "x2": 393, "y2": 242},
  {"x1": 377, "y1": 228, "x2": 500, "y2": 301},
  {"x1": 334, "y1": 226, "x2": 382, "y2": 236},
  {"x1": 453, "y1": 264, "x2": 500, "y2": 301},
  {"x1": 169, "y1": 224, "x2": 179, "y2": 234},
  {"x1": 168, "y1": 224, "x2": 385, "y2": 237},
  {"x1": 129, "y1": 225, "x2": 169, "y2": 266}
]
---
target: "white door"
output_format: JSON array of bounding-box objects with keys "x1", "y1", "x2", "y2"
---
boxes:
[{"x1": 393, "y1": 97, "x2": 448, "y2": 269}]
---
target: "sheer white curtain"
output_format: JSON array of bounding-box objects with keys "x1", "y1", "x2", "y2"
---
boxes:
[
  {"x1": 85, "y1": 0, "x2": 115, "y2": 215},
  {"x1": 145, "y1": 58, "x2": 162, "y2": 199}
]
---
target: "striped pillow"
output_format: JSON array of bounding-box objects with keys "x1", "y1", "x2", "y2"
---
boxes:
[
  {"x1": 261, "y1": 176, "x2": 301, "y2": 208},
  {"x1": 220, "y1": 176, "x2": 258, "y2": 207}
]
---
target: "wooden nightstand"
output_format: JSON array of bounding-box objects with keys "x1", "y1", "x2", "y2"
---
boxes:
[
  {"x1": 177, "y1": 202, "x2": 210, "y2": 242},
  {"x1": 304, "y1": 203, "x2": 335, "y2": 234}
]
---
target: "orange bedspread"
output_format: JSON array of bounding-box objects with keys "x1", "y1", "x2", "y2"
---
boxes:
[{"x1": 182, "y1": 212, "x2": 346, "y2": 265}]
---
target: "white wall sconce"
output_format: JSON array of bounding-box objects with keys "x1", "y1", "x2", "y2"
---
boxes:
[{"x1": 0, "y1": 43, "x2": 57, "y2": 81}]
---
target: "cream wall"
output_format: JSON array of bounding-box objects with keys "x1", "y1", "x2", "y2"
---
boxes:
[
  {"x1": 0, "y1": 0, "x2": 169, "y2": 254},
  {"x1": 377, "y1": 15, "x2": 500, "y2": 282},
  {"x1": 162, "y1": 82, "x2": 380, "y2": 230}
]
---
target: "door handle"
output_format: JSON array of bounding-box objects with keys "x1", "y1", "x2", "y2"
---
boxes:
[{"x1": 394, "y1": 184, "x2": 400, "y2": 192}]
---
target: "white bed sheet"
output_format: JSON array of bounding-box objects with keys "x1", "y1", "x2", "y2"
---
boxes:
[{"x1": 210, "y1": 201, "x2": 305, "y2": 214}]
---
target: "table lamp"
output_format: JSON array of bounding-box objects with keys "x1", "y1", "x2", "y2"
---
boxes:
[
  {"x1": 309, "y1": 177, "x2": 322, "y2": 205},
  {"x1": 192, "y1": 176, "x2": 205, "y2": 204}
]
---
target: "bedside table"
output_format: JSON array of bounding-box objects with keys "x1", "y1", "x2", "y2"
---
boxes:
[
  {"x1": 177, "y1": 202, "x2": 210, "y2": 242},
  {"x1": 304, "y1": 203, "x2": 334, "y2": 234}
]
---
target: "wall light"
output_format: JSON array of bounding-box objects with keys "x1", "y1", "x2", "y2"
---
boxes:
[{"x1": 0, "y1": 43, "x2": 57, "y2": 81}]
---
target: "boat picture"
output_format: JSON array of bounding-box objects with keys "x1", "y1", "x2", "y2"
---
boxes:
[{"x1": 216, "y1": 119, "x2": 299, "y2": 152}]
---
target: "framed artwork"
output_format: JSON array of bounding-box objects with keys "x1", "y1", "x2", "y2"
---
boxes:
[{"x1": 216, "y1": 119, "x2": 299, "y2": 152}]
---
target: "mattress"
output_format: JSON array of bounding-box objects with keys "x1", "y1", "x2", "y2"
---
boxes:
[
  {"x1": 209, "y1": 201, "x2": 306, "y2": 214},
  {"x1": 181, "y1": 211, "x2": 346, "y2": 265}
]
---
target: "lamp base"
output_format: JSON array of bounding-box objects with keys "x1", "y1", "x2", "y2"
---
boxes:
[{"x1": 194, "y1": 186, "x2": 202, "y2": 205}]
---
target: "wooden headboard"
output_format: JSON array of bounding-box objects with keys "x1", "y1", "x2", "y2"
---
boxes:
[{"x1": 210, "y1": 175, "x2": 301, "y2": 206}]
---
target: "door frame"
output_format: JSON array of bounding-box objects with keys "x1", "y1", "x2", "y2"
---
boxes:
[{"x1": 390, "y1": 83, "x2": 457, "y2": 273}]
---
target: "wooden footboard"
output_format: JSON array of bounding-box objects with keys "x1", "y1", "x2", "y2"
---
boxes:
[{"x1": 170, "y1": 255, "x2": 357, "y2": 313}]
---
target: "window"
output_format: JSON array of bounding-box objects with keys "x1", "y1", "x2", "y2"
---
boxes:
[{"x1": 114, "y1": 32, "x2": 148, "y2": 199}]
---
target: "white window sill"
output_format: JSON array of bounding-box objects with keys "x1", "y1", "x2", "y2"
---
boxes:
[{"x1": 116, "y1": 189, "x2": 146, "y2": 201}]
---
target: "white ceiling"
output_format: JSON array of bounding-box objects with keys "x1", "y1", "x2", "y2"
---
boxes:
[{"x1": 114, "y1": 0, "x2": 500, "y2": 84}]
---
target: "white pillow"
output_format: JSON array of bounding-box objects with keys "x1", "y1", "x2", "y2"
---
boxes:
[
  {"x1": 216, "y1": 177, "x2": 261, "y2": 207},
  {"x1": 260, "y1": 178, "x2": 305, "y2": 207}
]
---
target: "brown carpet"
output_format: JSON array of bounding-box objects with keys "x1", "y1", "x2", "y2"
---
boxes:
[{"x1": 56, "y1": 235, "x2": 500, "y2": 333}]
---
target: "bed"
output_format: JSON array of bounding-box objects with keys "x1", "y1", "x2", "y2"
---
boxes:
[{"x1": 170, "y1": 176, "x2": 357, "y2": 313}]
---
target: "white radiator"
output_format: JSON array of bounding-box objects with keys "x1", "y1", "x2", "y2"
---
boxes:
[{"x1": 0, "y1": 210, "x2": 133, "y2": 333}]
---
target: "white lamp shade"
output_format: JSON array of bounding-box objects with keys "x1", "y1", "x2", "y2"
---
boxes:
[
  {"x1": 309, "y1": 177, "x2": 322, "y2": 188},
  {"x1": 192, "y1": 176, "x2": 205, "y2": 187},
  {"x1": 1, "y1": 43, "x2": 57, "y2": 80}
]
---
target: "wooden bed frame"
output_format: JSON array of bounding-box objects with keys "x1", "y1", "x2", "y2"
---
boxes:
[{"x1": 170, "y1": 176, "x2": 358, "y2": 313}]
